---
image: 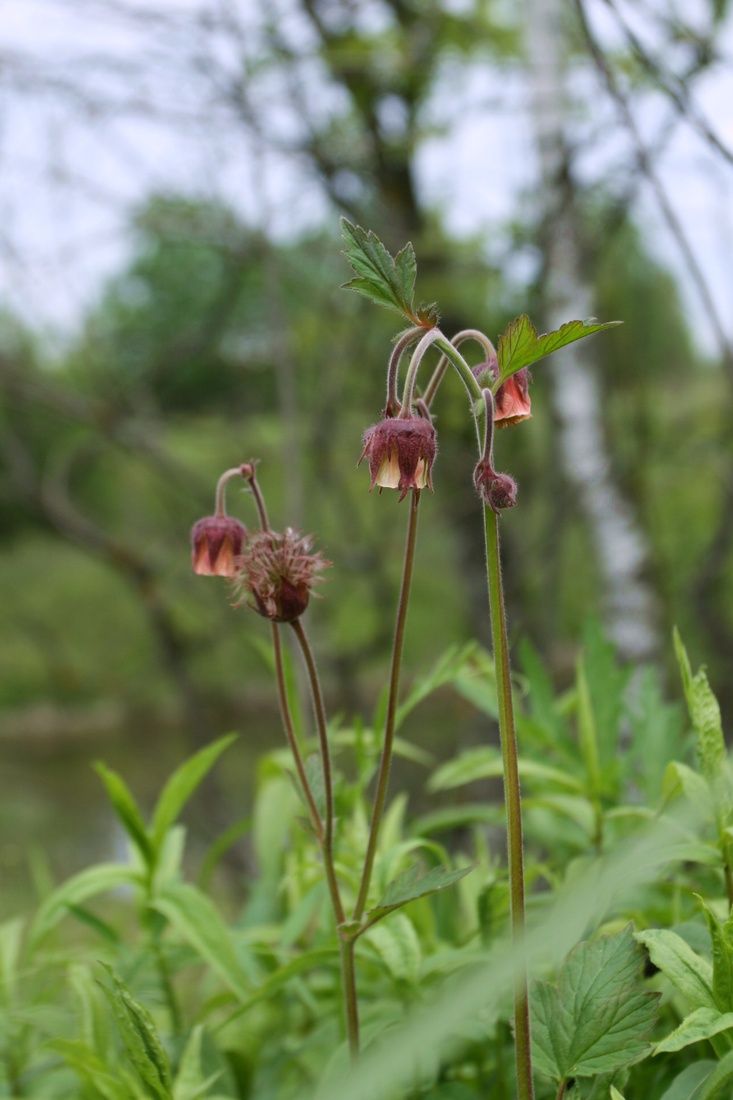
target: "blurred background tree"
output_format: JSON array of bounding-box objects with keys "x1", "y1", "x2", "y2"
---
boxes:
[{"x1": 1, "y1": 0, "x2": 732, "y2": 903}]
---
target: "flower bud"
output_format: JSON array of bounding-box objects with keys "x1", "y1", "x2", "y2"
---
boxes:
[
  {"x1": 191, "y1": 515, "x2": 248, "y2": 577},
  {"x1": 234, "y1": 527, "x2": 329, "y2": 622},
  {"x1": 359, "y1": 415, "x2": 437, "y2": 500},
  {"x1": 473, "y1": 459, "x2": 518, "y2": 512}
]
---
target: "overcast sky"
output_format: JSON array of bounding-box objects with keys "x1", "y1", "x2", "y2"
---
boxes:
[{"x1": 1, "y1": 0, "x2": 732, "y2": 356}]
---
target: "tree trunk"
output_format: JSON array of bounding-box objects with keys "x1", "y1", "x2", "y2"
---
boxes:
[{"x1": 524, "y1": 0, "x2": 660, "y2": 662}]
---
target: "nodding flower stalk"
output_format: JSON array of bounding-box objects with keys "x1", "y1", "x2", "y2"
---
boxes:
[
  {"x1": 190, "y1": 462, "x2": 360, "y2": 1059},
  {"x1": 365, "y1": 329, "x2": 535, "y2": 1100}
]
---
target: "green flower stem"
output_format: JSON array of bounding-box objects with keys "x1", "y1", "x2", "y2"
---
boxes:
[
  {"x1": 386, "y1": 326, "x2": 423, "y2": 414},
  {"x1": 423, "y1": 329, "x2": 497, "y2": 408},
  {"x1": 353, "y1": 488, "x2": 421, "y2": 921},
  {"x1": 399, "y1": 328, "x2": 443, "y2": 414},
  {"x1": 340, "y1": 938, "x2": 360, "y2": 1059},
  {"x1": 484, "y1": 506, "x2": 534, "y2": 1100},
  {"x1": 271, "y1": 622, "x2": 324, "y2": 843},
  {"x1": 393, "y1": 326, "x2": 533, "y2": 1095},
  {"x1": 290, "y1": 616, "x2": 360, "y2": 1058}
]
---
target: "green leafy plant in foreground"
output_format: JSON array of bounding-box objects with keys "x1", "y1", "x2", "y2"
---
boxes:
[
  {"x1": 2, "y1": 629, "x2": 733, "y2": 1099},
  {"x1": 3, "y1": 227, "x2": 733, "y2": 1100}
]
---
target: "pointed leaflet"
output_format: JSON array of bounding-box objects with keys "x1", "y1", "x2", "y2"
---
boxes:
[
  {"x1": 635, "y1": 929, "x2": 716, "y2": 1009},
  {"x1": 654, "y1": 1007, "x2": 733, "y2": 1054},
  {"x1": 153, "y1": 880, "x2": 256, "y2": 1000},
  {"x1": 340, "y1": 219, "x2": 438, "y2": 324},
  {"x1": 368, "y1": 863, "x2": 473, "y2": 923},
  {"x1": 496, "y1": 315, "x2": 621, "y2": 386},
  {"x1": 697, "y1": 895, "x2": 733, "y2": 1011},
  {"x1": 673, "y1": 629, "x2": 730, "y2": 806},
  {"x1": 531, "y1": 926, "x2": 659, "y2": 1082},
  {"x1": 150, "y1": 734, "x2": 237, "y2": 853},
  {"x1": 30, "y1": 863, "x2": 141, "y2": 946},
  {"x1": 97, "y1": 966, "x2": 172, "y2": 1099},
  {"x1": 94, "y1": 763, "x2": 153, "y2": 864}
]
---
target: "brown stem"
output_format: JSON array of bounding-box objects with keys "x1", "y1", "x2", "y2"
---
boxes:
[
  {"x1": 289, "y1": 617, "x2": 360, "y2": 1056},
  {"x1": 353, "y1": 488, "x2": 421, "y2": 920},
  {"x1": 245, "y1": 468, "x2": 270, "y2": 530},
  {"x1": 271, "y1": 623, "x2": 323, "y2": 843}
]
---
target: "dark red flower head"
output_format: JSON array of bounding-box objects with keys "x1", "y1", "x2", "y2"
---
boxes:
[
  {"x1": 473, "y1": 460, "x2": 518, "y2": 512},
  {"x1": 359, "y1": 415, "x2": 437, "y2": 500},
  {"x1": 234, "y1": 527, "x2": 329, "y2": 623},
  {"x1": 191, "y1": 515, "x2": 248, "y2": 577}
]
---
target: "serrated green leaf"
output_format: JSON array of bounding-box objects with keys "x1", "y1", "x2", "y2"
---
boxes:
[
  {"x1": 673, "y1": 630, "x2": 730, "y2": 808},
  {"x1": 341, "y1": 219, "x2": 432, "y2": 323},
  {"x1": 153, "y1": 880, "x2": 255, "y2": 1000},
  {"x1": 610, "y1": 1088, "x2": 627, "y2": 1100},
  {"x1": 635, "y1": 929, "x2": 716, "y2": 1009},
  {"x1": 97, "y1": 966, "x2": 172, "y2": 1098},
  {"x1": 654, "y1": 1006, "x2": 733, "y2": 1053},
  {"x1": 342, "y1": 276, "x2": 402, "y2": 312},
  {"x1": 30, "y1": 863, "x2": 140, "y2": 946},
  {"x1": 697, "y1": 896, "x2": 733, "y2": 1011},
  {"x1": 531, "y1": 926, "x2": 659, "y2": 1081},
  {"x1": 395, "y1": 241, "x2": 417, "y2": 303},
  {"x1": 94, "y1": 762, "x2": 153, "y2": 864},
  {"x1": 368, "y1": 863, "x2": 473, "y2": 922},
  {"x1": 150, "y1": 734, "x2": 237, "y2": 854},
  {"x1": 496, "y1": 315, "x2": 621, "y2": 385}
]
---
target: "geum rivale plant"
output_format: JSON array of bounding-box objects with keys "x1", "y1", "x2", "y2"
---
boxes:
[{"x1": 190, "y1": 222, "x2": 620, "y2": 1098}]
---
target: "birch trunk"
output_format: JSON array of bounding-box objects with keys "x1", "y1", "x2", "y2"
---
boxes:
[{"x1": 524, "y1": 0, "x2": 660, "y2": 661}]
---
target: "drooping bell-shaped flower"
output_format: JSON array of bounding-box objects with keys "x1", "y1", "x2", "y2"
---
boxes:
[
  {"x1": 359, "y1": 415, "x2": 437, "y2": 500},
  {"x1": 494, "y1": 368, "x2": 532, "y2": 428},
  {"x1": 234, "y1": 527, "x2": 329, "y2": 622},
  {"x1": 473, "y1": 359, "x2": 532, "y2": 429},
  {"x1": 191, "y1": 515, "x2": 248, "y2": 577}
]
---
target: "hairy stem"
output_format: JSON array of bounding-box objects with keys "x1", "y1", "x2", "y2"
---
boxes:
[
  {"x1": 214, "y1": 466, "x2": 245, "y2": 516},
  {"x1": 245, "y1": 470, "x2": 270, "y2": 530},
  {"x1": 271, "y1": 622, "x2": 323, "y2": 842},
  {"x1": 423, "y1": 329, "x2": 497, "y2": 407},
  {"x1": 353, "y1": 488, "x2": 421, "y2": 920},
  {"x1": 290, "y1": 617, "x2": 360, "y2": 1056},
  {"x1": 399, "y1": 328, "x2": 443, "y2": 414},
  {"x1": 484, "y1": 507, "x2": 534, "y2": 1100},
  {"x1": 386, "y1": 327, "x2": 423, "y2": 415}
]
